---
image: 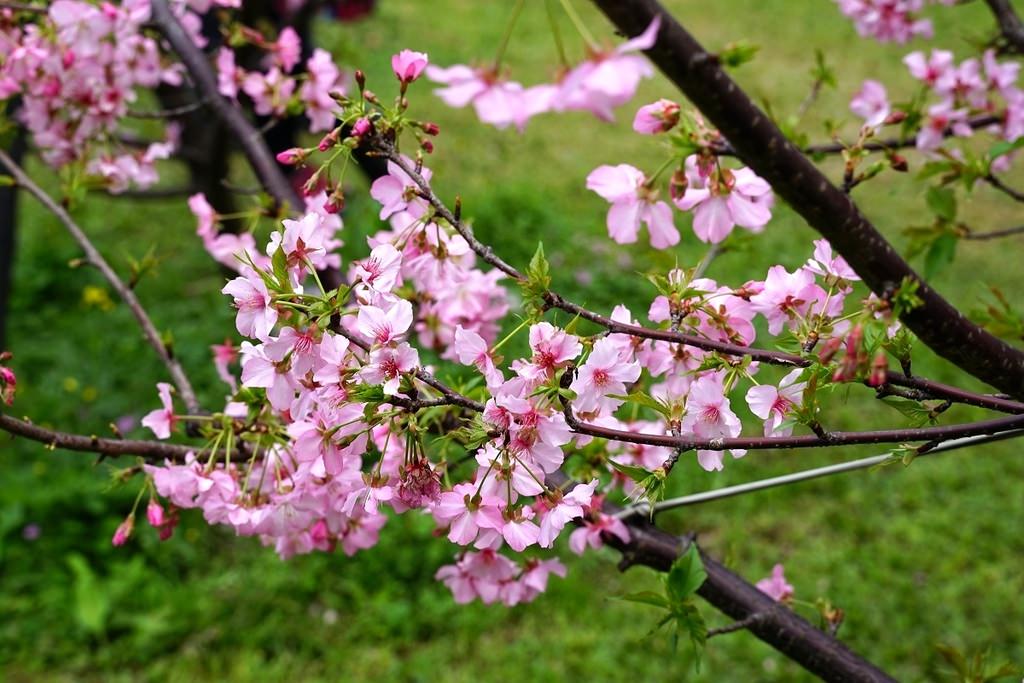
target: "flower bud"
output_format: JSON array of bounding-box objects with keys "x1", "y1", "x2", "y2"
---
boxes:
[
  {"x1": 867, "y1": 351, "x2": 888, "y2": 387},
  {"x1": 883, "y1": 110, "x2": 907, "y2": 125},
  {"x1": 817, "y1": 336, "x2": 843, "y2": 364},
  {"x1": 355, "y1": 69, "x2": 366, "y2": 91},
  {"x1": 351, "y1": 117, "x2": 371, "y2": 138},
  {"x1": 318, "y1": 128, "x2": 341, "y2": 152},
  {"x1": 669, "y1": 168, "x2": 689, "y2": 201},
  {"x1": 112, "y1": 516, "x2": 134, "y2": 546},
  {"x1": 420, "y1": 121, "x2": 440, "y2": 136},
  {"x1": 275, "y1": 147, "x2": 307, "y2": 165},
  {"x1": 889, "y1": 154, "x2": 908, "y2": 172},
  {"x1": 325, "y1": 188, "x2": 345, "y2": 214},
  {"x1": 146, "y1": 500, "x2": 166, "y2": 528}
]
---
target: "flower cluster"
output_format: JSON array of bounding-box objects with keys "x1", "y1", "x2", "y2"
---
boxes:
[
  {"x1": 848, "y1": 47, "x2": 1024, "y2": 160},
  {"x1": 834, "y1": 0, "x2": 955, "y2": 44},
  {"x1": 0, "y1": 0, "x2": 195, "y2": 188},
  {"x1": 425, "y1": 17, "x2": 661, "y2": 131},
  {"x1": 587, "y1": 151, "x2": 774, "y2": 248}
]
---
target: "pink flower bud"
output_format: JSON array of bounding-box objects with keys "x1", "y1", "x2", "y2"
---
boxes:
[
  {"x1": 868, "y1": 351, "x2": 888, "y2": 387},
  {"x1": 318, "y1": 129, "x2": 341, "y2": 152},
  {"x1": 818, "y1": 336, "x2": 843, "y2": 364},
  {"x1": 420, "y1": 121, "x2": 440, "y2": 136},
  {"x1": 632, "y1": 98, "x2": 681, "y2": 135},
  {"x1": 391, "y1": 49, "x2": 429, "y2": 84},
  {"x1": 112, "y1": 516, "x2": 134, "y2": 546},
  {"x1": 351, "y1": 117, "x2": 371, "y2": 137},
  {"x1": 276, "y1": 147, "x2": 306, "y2": 165},
  {"x1": 146, "y1": 500, "x2": 166, "y2": 528}
]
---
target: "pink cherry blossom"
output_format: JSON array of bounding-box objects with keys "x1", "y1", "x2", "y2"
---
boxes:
[
  {"x1": 454, "y1": 325, "x2": 503, "y2": 388},
  {"x1": 352, "y1": 243, "x2": 403, "y2": 293},
  {"x1": 904, "y1": 49, "x2": 954, "y2": 87},
  {"x1": 222, "y1": 268, "x2": 278, "y2": 341},
  {"x1": 632, "y1": 98, "x2": 680, "y2": 134},
  {"x1": 392, "y1": 49, "x2": 429, "y2": 83},
  {"x1": 850, "y1": 79, "x2": 890, "y2": 127},
  {"x1": 425, "y1": 64, "x2": 547, "y2": 132},
  {"x1": 916, "y1": 101, "x2": 973, "y2": 151},
  {"x1": 681, "y1": 373, "x2": 743, "y2": 472},
  {"x1": 749, "y1": 265, "x2": 830, "y2": 336},
  {"x1": 360, "y1": 342, "x2": 420, "y2": 395},
  {"x1": 674, "y1": 156, "x2": 774, "y2": 244},
  {"x1": 141, "y1": 382, "x2": 177, "y2": 439},
  {"x1": 300, "y1": 48, "x2": 345, "y2": 132},
  {"x1": 756, "y1": 564, "x2": 795, "y2": 602},
  {"x1": 555, "y1": 16, "x2": 660, "y2": 121},
  {"x1": 570, "y1": 336, "x2": 641, "y2": 417},
  {"x1": 356, "y1": 299, "x2": 414, "y2": 346},
  {"x1": 745, "y1": 369, "x2": 807, "y2": 436},
  {"x1": 369, "y1": 157, "x2": 432, "y2": 221},
  {"x1": 537, "y1": 480, "x2": 596, "y2": 548},
  {"x1": 568, "y1": 512, "x2": 631, "y2": 555},
  {"x1": 586, "y1": 163, "x2": 679, "y2": 249},
  {"x1": 804, "y1": 239, "x2": 860, "y2": 284}
]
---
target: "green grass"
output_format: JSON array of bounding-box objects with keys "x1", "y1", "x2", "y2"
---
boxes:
[{"x1": 2, "y1": 1, "x2": 1023, "y2": 681}]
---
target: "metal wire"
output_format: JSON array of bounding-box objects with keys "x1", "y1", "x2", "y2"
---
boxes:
[{"x1": 616, "y1": 429, "x2": 1024, "y2": 518}]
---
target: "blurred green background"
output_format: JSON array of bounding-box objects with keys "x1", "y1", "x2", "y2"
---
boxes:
[{"x1": 2, "y1": 1, "x2": 1023, "y2": 681}]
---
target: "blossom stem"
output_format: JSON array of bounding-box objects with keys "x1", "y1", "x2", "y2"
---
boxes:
[
  {"x1": 558, "y1": 0, "x2": 599, "y2": 51},
  {"x1": 493, "y1": 0, "x2": 527, "y2": 71},
  {"x1": 491, "y1": 317, "x2": 530, "y2": 353},
  {"x1": 545, "y1": 0, "x2": 571, "y2": 67}
]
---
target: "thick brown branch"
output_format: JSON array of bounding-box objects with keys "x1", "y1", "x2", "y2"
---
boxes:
[
  {"x1": 0, "y1": 148, "x2": 200, "y2": 414},
  {"x1": 546, "y1": 469, "x2": 896, "y2": 682},
  {"x1": 149, "y1": 0, "x2": 301, "y2": 212},
  {"x1": 985, "y1": 0, "x2": 1024, "y2": 53},
  {"x1": 590, "y1": 0, "x2": 1024, "y2": 400}
]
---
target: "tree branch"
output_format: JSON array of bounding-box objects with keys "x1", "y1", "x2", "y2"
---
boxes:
[
  {"x1": 985, "y1": 0, "x2": 1024, "y2": 53},
  {"x1": 563, "y1": 398, "x2": 1024, "y2": 451},
  {"x1": 714, "y1": 115, "x2": 1002, "y2": 158},
  {"x1": 962, "y1": 224, "x2": 1024, "y2": 240},
  {"x1": 546, "y1": 469, "x2": 896, "y2": 682},
  {"x1": 0, "y1": 412, "x2": 195, "y2": 463},
  {"x1": 589, "y1": 0, "x2": 1024, "y2": 400},
  {"x1": 0, "y1": 148, "x2": 201, "y2": 414},
  {"x1": 148, "y1": 0, "x2": 301, "y2": 212}
]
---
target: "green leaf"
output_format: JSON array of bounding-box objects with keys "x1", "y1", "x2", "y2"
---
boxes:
[
  {"x1": 924, "y1": 232, "x2": 958, "y2": 279},
  {"x1": 270, "y1": 245, "x2": 289, "y2": 289},
  {"x1": 988, "y1": 136, "x2": 1024, "y2": 162},
  {"x1": 608, "y1": 459, "x2": 653, "y2": 483},
  {"x1": 615, "y1": 591, "x2": 672, "y2": 609},
  {"x1": 925, "y1": 186, "x2": 957, "y2": 221},
  {"x1": 608, "y1": 391, "x2": 672, "y2": 418},
  {"x1": 527, "y1": 242, "x2": 550, "y2": 289},
  {"x1": 719, "y1": 41, "x2": 760, "y2": 69},
  {"x1": 666, "y1": 544, "x2": 708, "y2": 603},
  {"x1": 674, "y1": 601, "x2": 708, "y2": 671}
]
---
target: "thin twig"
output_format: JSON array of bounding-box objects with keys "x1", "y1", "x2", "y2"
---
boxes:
[
  {"x1": 0, "y1": 148, "x2": 201, "y2": 414},
  {"x1": 0, "y1": 413, "x2": 197, "y2": 463},
  {"x1": 126, "y1": 98, "x2": 207, "y2": 119},
  {"x1": 148, "y1": 0, "x2": 301, "y2": 213},
  {"x1": 707, "y1": 612, "x2": 768, "y2": 638},
  {"x1": 962, "y1": 224, "x2": 1024, "y2": 240},
  {"x1": 983, "y1": 173, "x2": 1024, "y2": 202}
]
